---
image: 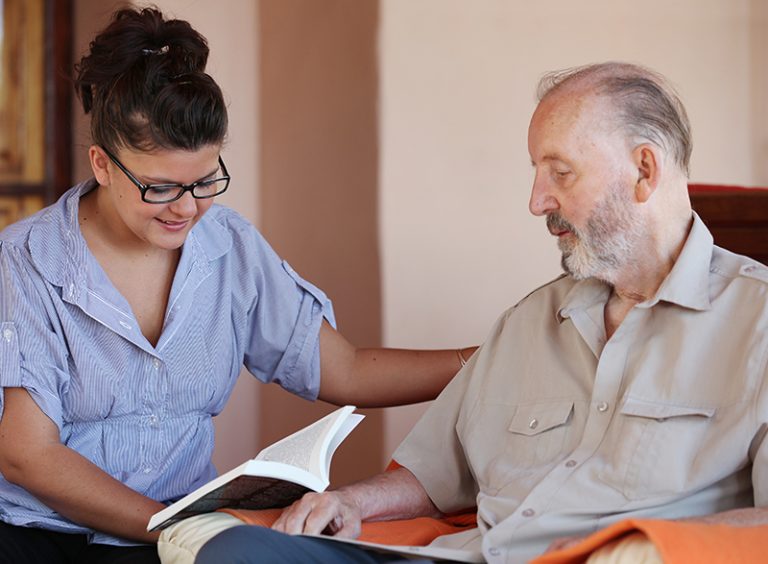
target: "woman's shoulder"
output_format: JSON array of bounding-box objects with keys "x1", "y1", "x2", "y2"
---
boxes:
[
  {"x1": 195, "y1": 205, "x2": 290, "y2": 277},
  {"x1": 203, "y1": 203, "x2": 252, "y2": 230},
  {"x1": 198, "y1": 204, "x2": 273, "y2": 252},
  {"x1": 0, "y1": 182, "x2": 91, "y2": 281},
  {"x1": 1, "y1": 182, "x2": 89, "y2": 247}
]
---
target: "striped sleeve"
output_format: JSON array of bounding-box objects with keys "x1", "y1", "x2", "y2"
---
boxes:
[{"x1": 0, "y1": 242, "x2": 68, "y2": 429}]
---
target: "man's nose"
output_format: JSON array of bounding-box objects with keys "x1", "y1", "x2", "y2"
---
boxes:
[{"x1": 529, "y1": 175, "x2": 558, "y2": 216}]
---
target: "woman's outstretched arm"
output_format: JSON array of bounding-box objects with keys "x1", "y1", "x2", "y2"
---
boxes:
[{"x1": 317, "y1": 321, "x2": 477, "y2": 407}]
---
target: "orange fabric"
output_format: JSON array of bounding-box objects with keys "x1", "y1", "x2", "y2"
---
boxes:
[
  {"x1": 384, "y1": 459, "x2": 402, "y2": 472},
  {"x1": 218, "y1": 508, "x2": 283, "y2": 528},
  {"x1": 530, "y1": 518, "x2": 768, "y2": 564},
  {"x1": 219, "y1": 507, "x2": 477, "y2": 547}
]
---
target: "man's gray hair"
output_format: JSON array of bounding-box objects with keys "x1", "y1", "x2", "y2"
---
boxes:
[{"x1": 537, "y1": 62, "x2": 692, "y2": 177}]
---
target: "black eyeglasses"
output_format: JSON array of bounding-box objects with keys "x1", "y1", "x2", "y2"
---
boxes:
[{"x1": 101, "y1": 147, "x2": 231, "y2": 204}]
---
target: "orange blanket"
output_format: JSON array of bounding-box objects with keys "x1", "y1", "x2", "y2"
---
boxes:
[
  {"x1": 219, "y1": 507, "x2": 477, "y2": 547},
  {"x1": 531, "y1": 518, "x2": 768, "y2": 564},
  {"x1": 219, "y1": 510, "x2": 768, "y2": 562}
]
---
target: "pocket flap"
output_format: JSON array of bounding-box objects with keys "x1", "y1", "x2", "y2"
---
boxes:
[
  {"x1": 508, "y1": 401, "x2": 574, "y2": 436},
  {"x1": 620, "y1": 396, "x2": 716, "y2": 420}
]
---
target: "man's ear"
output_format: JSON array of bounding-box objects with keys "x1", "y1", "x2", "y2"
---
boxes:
[
  {"x1": 632, "y1": 144, "x2": 661, "y2": 203},
  {"x1": 89, "y1": 145, "x2": 111, "y2": 186}
]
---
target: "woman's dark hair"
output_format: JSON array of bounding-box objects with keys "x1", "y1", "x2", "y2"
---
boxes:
[{"x1": 74, "y1": 7, "x2": 228, "y2": 153}]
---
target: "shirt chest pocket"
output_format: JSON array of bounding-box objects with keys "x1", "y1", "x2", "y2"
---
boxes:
[
  {"x1": 598, "y1": 396, "x2": 717, "y2": 501},
  {"x1": 477, "y1": 401, "x2": 575, "y2": 495}
]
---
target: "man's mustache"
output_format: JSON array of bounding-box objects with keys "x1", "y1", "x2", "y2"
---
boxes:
[{"x1": 546, "y1": 213, "x2": 576, "y2": 235}]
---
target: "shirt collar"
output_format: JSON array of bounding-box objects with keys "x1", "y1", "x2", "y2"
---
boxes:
[
  {"x1": 29, "y1": 179, "x2": 95, "y2": 290},
  {"x1": 185, "y1": 205, "x2": 232, "y2": 265},
  {"x1": 29, "y1": 180, "x2": 232, "y2": 291},
  {"x1": 557, "y1": 278, "x2": 610, "y2": 323},
  {"x1": 556, "y1": 212, "x2": 714, "y2": 321},
  {"x1": 645, "y1": 212, "x2": 713, "y2": 311}
]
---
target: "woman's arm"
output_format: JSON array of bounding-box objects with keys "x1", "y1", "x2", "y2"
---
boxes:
[
  {"x1": 317, "y1": 321, "x2": 477, "y2": 407},
  {"x1": 0, "y1": 388, "x2": 164, "y2": 543}
]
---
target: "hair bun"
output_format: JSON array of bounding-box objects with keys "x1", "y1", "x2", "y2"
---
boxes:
[{"x1": 73, "y1": 7, "x2": 227, "y2": 152}]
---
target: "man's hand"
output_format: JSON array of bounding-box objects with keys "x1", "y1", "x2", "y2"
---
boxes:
[
  {"x1": 272, "y1": 467, "x2": 439, "y2": 539},
  {"x1": 273, "y1": 490, "x2": 362, "y2": 538}
]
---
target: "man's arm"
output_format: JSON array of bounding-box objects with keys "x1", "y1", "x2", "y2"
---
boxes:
[
  {"x1": 272, "y1": 467, "x2": 441, "y2": 538},
  {"x1": 317, "y1": 321, "x2": 477, "y2": 407},
  {"x1": 0, "y1": 388, "x2": 164, "y2": 543}
]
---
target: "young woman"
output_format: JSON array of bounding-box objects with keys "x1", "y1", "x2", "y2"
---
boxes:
[{"x1": 0, "y1": 8, "x2": 474, "y2": 563}]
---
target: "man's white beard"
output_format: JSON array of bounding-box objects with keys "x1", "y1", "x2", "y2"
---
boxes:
[{"x1": 548, "y1": 183, "x2": 642, "y2": 284}]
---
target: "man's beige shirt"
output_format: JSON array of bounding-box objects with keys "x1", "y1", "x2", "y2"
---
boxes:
[{"x1": 394, "y1": 214, "x2": 768, "y2": 563}]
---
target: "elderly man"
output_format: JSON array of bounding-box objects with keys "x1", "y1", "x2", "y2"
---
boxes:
[{"x1": 195, "y1": 62, "x2": 768, "y2": 563}]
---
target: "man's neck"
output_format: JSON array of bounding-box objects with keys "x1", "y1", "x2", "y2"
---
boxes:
[{"x1": 603, "y1": 210, "x2": 693, "y2": 339}]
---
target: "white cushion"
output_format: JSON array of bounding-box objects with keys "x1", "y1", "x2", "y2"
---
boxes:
[
  {"x1": 157, "y1": 512, "x2": 245, "y2": 564},
  {"x1": 587, "y1": 532, "x2": 662, "y2": 564}
]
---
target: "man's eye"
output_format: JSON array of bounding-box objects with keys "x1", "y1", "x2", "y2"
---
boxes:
[{"x1": 554, "y1": 170, "x2": 570, "y2": 178}]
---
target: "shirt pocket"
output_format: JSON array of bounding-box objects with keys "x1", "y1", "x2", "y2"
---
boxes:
[
  {"x1": 598, "y1": 396, "x2": 716, "y2": 500},
  {"x1": 479, "y1": 400, "x2": 574, "y2": 495}
]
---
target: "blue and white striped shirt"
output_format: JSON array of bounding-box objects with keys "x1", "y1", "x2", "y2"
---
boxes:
[{"x1": 0, "y1": 179, "x2": 334, "y2": 545}]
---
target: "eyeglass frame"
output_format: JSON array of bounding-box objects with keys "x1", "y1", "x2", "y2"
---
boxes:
[{"x1": 100, "y1": 146, "x2": 231, "y2": 204}]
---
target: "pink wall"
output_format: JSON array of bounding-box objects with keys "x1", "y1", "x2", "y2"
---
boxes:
[{"x1": 258, "y1": 0, "x2": 385, "y2": 484}]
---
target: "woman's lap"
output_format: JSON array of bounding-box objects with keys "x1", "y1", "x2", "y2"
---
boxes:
[{"x1": 0, "y1": 520, "x2": 160, "y2": 564}]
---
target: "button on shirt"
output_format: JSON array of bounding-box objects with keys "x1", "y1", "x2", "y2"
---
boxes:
[
  {"x1": 0, "y1": 180, "x2": 335, "y2": 545},
  {"x1": 393, "y1": 214, "x2": 768, "y2": 564}
]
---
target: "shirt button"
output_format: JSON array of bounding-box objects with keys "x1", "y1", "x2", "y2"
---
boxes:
[
  {"x1": 596, "y1": 401, "x2": 609, "y2": 412},
  {"x1": 565, "y1": 459, "x2": 577, "y2": 468},
  {"x1": 488, "y1": 547, "x2": 501, "y2": 556},
  {"x1": 149, "y1": 414, "x2": 159, "y2": 425},
  {"x1": 2, "y1": 328, "x2": 13, "y2": 342},
  {"x1": 522, "y1": 508, "x2": 535, "y2": 517},
  {"x1": 119, "y1": 320, "x2": 132, "y2": 331},
  {"x1": 528, "y1": 418, "x2": 538, "y2": 430},
  {"x1": 68, "y1": 284, "x2": 75, "y2": 299},
  {"x1": 152, "y1": 358, "x2": 161, "y2": 370},
  {"x1": 143, "y1": 467, "x2": 152, "y2": 474}
]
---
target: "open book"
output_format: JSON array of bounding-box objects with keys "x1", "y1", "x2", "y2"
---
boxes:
[{"x1": 148, "y1": 405, "x2": 364, "y2": 532}]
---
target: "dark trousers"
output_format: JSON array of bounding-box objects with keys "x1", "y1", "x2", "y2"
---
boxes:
[
  {"x1": 195, "y1": 525, "x2": 436, "y2": 564},
  {"x1": 0, "y1": 521, "x2": 160, "y2": 564}
]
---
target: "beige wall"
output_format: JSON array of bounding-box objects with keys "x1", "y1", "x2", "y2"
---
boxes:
[
  {"x1": 379, "y1": 0, "x2": 768, "y2": 455},
  {"x1": 750, "y1": 0, "x2": 768, "y2": 182},
  {"x1": 72, "y1": 0, "x2": 768, "y2": 476}
]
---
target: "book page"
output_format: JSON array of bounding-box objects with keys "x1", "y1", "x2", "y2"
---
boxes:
[
  {"x1": 255, "y1": 415, "x2": 330, "y2": 472},
  {"x1": 323, "y1": 414, "x2": 365, "y2": 471},
  {"x1": 255, "y1": 406, "x2": 362, "y2": 484}
]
